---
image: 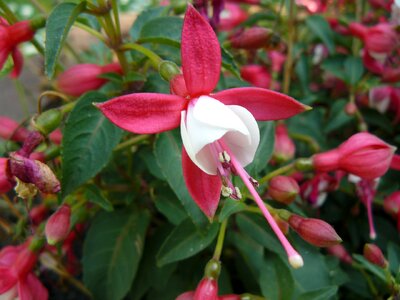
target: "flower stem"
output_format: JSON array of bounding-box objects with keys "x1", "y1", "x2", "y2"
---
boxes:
[
  {"x1": 1, "y1": 194, "x2": 24, "y2": 220},
  {"x1": 259, "y1": 162, "x2": 295, "y2": 184},
  {"x1": 290, "y1": 132, "x2": 320, "y2": 153},
  {"x1": 73, "y1": 22, "x2": 107, "y2": 44},
  {"x1": 120, "y1": 43, "x2": 163, "y2": 69},
  {"x1": 213, "y1": 219, "x2": 228, "y2": 261},
  {"x1": 282, "y1": 0, "x2": 295, "y2": 94},
  {"x1": 114, "y1": 135, "x2": 150, "y2": 152}
]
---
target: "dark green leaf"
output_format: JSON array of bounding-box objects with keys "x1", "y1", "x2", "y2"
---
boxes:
[
  {"x1": 295, "y1": 54, "x2": 310, "y2": 96},
  {"x1": 324, "y1": 100, "x2": 353, "y2": 134},
  {"x1": 305, "y1": 15, "x2": 335, "y2": 54},
  {"x1": 387, "y1": 242, "x2": 400, "y2": 275},
  {"x1": 154, "y1": 194, "x2": 187, "y2": 225},
  {"x1": 154, "y1": 130, "x2": 208, "y2": 227},
  {"x1": 45, "y1": 2, "x2": 86, "y2": 78},
  {"x1": 156, "y1": 218, "x2": 219, "y2": 266},
  {"x1": 219, "y1": 199, "x2": 247, "y2": 222},
  {"x1": 130, "y1": 6, "x2": 166, "y2": 41},
  {"x1": 221, "y1": 47, "x2": 240, "y2": 78},
  {"x1": 320, "y1": 55, "x2": 347, "y2": 81},
  {"x1": 82, "y1": 209, "x2": 150, "y2": 300},
  {"x1": 85, "y1": 184, "x2": 114, "y2": 212},
  {"x1": 298, "y1": 286, "x2": 338, "y2": 300},
  {"x1": 353, "y1": 254, "x2": 386, "y2": 282},
  {"x1": 344, "y1": 56, "x2": 364, "y2": 86},
  {"x1": 61, "y1": 92, "x2": 123, "y2": 197},
  {"x1": 138, "y1": 16, "x2": 183, "y2": 47}
]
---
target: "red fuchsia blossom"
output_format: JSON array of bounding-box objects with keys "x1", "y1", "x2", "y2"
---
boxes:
[
  {"x1": 240, "y1": 65, "x2": 271, "y2": 88},
  {"x1": 45, "y1": 204, "x2": 71, "y2": 245},
  {"x1": 0, "y1": 243, "x2": 48, "y2": 300},
  {"x1": 193, "y1": 278, "x2": 218, "y2": 300},
  {"x1": 327, "y1": 244, "x2": 353, "y2": 264},
  {"x1": 363, "y1": 244, "x2": 387, "y2": 268},
  {"x1": 56, "y1": 63, "x2": 122, "y2": 97},
  {"x1": 268, "y1": 175, "x2": 300, "y2": 205},
  {"x1": 218, "y1": 3, "x2": 247, "y2": 31},
  {"x1": 0, "y1": 18, "x2": 35, "y2": 78},
  {"x1": 300, "y1": 172, "x2": 339, "y2": 207},
  {"x1": 98, "y1": 5, "x2": 308, "y2": 268},
  {"x1": 313, "y1": 132, "x2": 395, "y2": 180},
  {"x1": 0, "y1": 116, "x2": 30, "y2": 142},
  {"x1": 273, "y1": 123, "x2": 295, "y2": 163},
  {"x1": 288, "y1": 215, "x2": 342, "y2": 247},
  {"x1": 0, "y1": 157, "x2": 14, "y2": 194},
  {"x1": 230, "y1": 27, "x2": 275, "y2": 50}
]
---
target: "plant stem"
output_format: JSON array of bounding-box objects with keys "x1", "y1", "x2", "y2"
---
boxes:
[
  {"x1": 213, "y1": 219, "x2": 228, "y2": 261},
  {"x1": 290, "y1": 132, "x2": 320, "y2": 152},
  {"x1": 114, "y1": 135, "x2": 150, "y2": 151},
  {"x1": 14, "y1": 80, "x2": 30, "y2": 118},
  {"x1": 259, "y1": 162, "x2": 295, "y2": 184},
  {"x1": 120, "y1": 43, "x2": 162, "y2": 69},
  {"x1": 282, "y1": 0, "x2": 295, "y2": 94},
  {"x1": 73, "y1": 22, "x2": 107, "y2": 43},
  {"x1": 2, "y1": 194, "x2": 24, "y2": 220}
]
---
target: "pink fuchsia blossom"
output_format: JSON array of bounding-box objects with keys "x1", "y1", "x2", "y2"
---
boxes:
[
  {"x1": 0, "y1": 157, "x2": 14, "y2": 194},
  {"x1": 273, "y1": 123, "x2": 295, "y2": 163},
  {"x1": 45, "y1": 204, "x2": 71, "y2": 245},
  {"x1": 193, "y1": 278, "x2": 218, "y2": 300},
  {"x1": 313, "y1": 132, "x2": 395, "y2": 180},
  {"x1": 0, "y1": 116, "x2": 30, "y2": 142},
  {"x1": 300, "y1": 172, "x2": 339, "y2": 207},
  {"x1": 240, "y1": 65, "x2": 271, "y2": 88},
  {"x1": 218, "y1": 3, "x2": 247, "y2": 31},
  {"x1": 268, "y1": 51, "x2": 286, "y2": 74},
  {"x1": 56, "y1": 63, "x2": 122, "y2": 96},
  {"x1": 0, "y1": 18, "x2": 35, "y2": 78},
  {"x1": 98, "y1": 6, "x2": 307, "y2": 267},
  {"x1": 363, "y1": 244, "x2": 387, "y2": 268},
  {"x1": 0, "y1": 243, "x2": 48, "y2": 300},
  {"x1": 327, "y1": 244, "x2": 353, "y2": 264}
]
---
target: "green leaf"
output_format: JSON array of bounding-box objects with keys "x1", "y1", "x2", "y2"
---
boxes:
[
  {"x1": 85, "y1": 184, "x2": 114, "y2": 212},
  {"x1": 45, "y1": 2, "x2": 86, "y2": 78},
  {"x1": 320, "y1": 55, "x2": 347, "y2": 81},
  {"x1": 221, "y1": 47, "x2": 240, "y2": 78},
  {"x1": 260, "y1": 253, "x2": 295, "y2": 300},
  {"x1": 324, "y1": 100, "x2": 353, "y2": 134},
  {"x1": 344, "y1": 56, "x2": 364, "y2": 86},
  {"x1": 130, "y1": 6, "x2": 166, "y2": 41},
  {"x1": 298, "y1": 286, "x2": 338, "y2": 300},
  {"x1": 305, "y1": 15, "x2": 335, "y2": 54},
  {"x1": 61, "y1": 92, "x2": 123, "y2": 197},
  {"x1": 387, "y1": 242, "x2": 400, "y2": 275},
  {"x1": 154, "y1": 193, "x2": 187, "y2": 225},
  {"x1": 138, "y1": 16, "x2": 183, "y2": 47},
  {"x1": 156, "y1": 218, "x2": 219, "y2": 266},
  {"x1": 353, "y1": 254, "x2": 386, "y2": 282},
  {"x1": 82, "y1": 209, "x2": 150, "y2": 300},
  {"x1": 295, "y1": 53, "x2": 310, "y2": 96},
  {"x1": 219, "y1": 199, "x2": 247, "y2": 222},
  {"x1": 154, "y1": 130, "x2": 208, "y2": 227},
  {"x1": 246, "y1": 121, "x2": 275, "y2": 175}
]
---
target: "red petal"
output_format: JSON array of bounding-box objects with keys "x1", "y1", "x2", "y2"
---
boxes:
[
  {"x1": 97, "y1": 93, "x2": 186, "y2": 134},
  {"x1": 391, "y1": 154, "x2": 400, "y2": 171},
  {"x1": 10, "y1": 48, "x2": 23, "y2": 78},
  {"x1": 0, "y1": 266, "x2": 17, "y2": 294},
  {"x1": 181, "y1": 5, "x2": 221, "y2": 97},
  {"x1": 182, "y1": 147, "x2": 221, "y2": 217},
  {"x1": 213, "y1": 87, "x2": 309, "y2": 121},
  {"x1": 18, "y1": 274, "x2": 48, "y2": 300}
]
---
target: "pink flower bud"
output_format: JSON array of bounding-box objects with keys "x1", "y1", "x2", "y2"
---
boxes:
[
  {"x1": 170, "y1": 74, "x2": 189, "y2": 98},
  {"x1": 29, "y1": 204, "x2": 49, "y2": 225},
  {"x1": 240, "y1": 65, "x2": 271, "y2": 88},
  {"x1": 313, "y1": 132, "x2": 395, "y2": 180},
  {"x1": 327, "y1": 244, "x2": 353, "y2": 264},
  {"x1": 273, "y1": 124, "x2": 295, "y2": 163},
  {"x1": 218, "y1": 3, "x2": 247, "y2": 31},
  {"x1": 9, "y1": 152, "x2": 60, "y2": 194},
  {"x1": 56, "y1": 63, "x2": 122, "y2": 96},
  {"x1": 288, "y1": 215, "x2": 342, "y2": 247},
  {"x1": 48, "y1": 128, "x2": 63, "y2": 145},
  {"x1": 17, "y1": 131, "x2": 44, "y2": 157},
  {"x1": 45, "y1": 204, "x2": 71, "y2": 245},
  {"x1": 230, "y1": 27, "x2": 273, "y2": 49},
  {"x1": 194, "y1": 278, "x2": 218, "y2": 300},
  {"x1": 0, "y1": 116, "x2": 29, "y2": 142},
  {"x1": 0, "y1": 158, "x2": 14, "y2": 194},
  {"x1": 268, "y1": 175, "x2": 299, "y2": 205},
  {"x1": 383, "y1": 191, "x2": 400, "y2": 219},
  {"x1": 344, "y1": 103, "x2": 357, "y2": 115},
  {"x1": 363, "y1": 243, "x2": 387, "y2": 268},
  {"x1": 268, "y1": 51, "x2": 286, "y2": 73},
  {"x1": 369, "y1": 86, "x2": 392, "y2": 113}
]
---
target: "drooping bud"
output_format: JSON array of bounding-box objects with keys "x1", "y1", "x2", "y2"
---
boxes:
[
  {"x1": 240, "y1": 65, "x2": 271, "y2": 88},
  {"x1": 193, "y1": 278, "x2": 218, "y2": 300},
  {"x1": 56, "y1": 63, "x2": 122, "y2": 97},
  {"x1": 0, "y1": 116, "x2": 30, "y2": 142},
  {"x1": 45, "y1": 204, "x2": 71, "y2": 245},
  {"x1": 313, "y1": 132, "x2": 395, "y2": 180},
  {"x1": 170, "y1": 74, "x2": 189, "y2": 98},
  {"x1": 9, "y1": 152, "x2": 60, "y2": 194},
  {"x1": 32, "y1": 109, "x2": 62, "y2": 135},
  {"x1": 268, "y1": 175, "x2": 299, "y2": 205},
  {"x1": 230, "y1": 27, "x2": 274, "y2": 50},
  {"x1": 288, "y1": 215, "x2": 342, "y2": 247},
  {"x1": 273, "y1": 124, "x2": 295, "y2": 163},
  {"x1": 0, "y1": 158, "x2": 14, "y2": 194},
  {"x1": 363, "y1": 244, "x2": 387, "y2": 268},
  {"x1": 327, "y1": 244, "x2": 353, "y2": 264}
]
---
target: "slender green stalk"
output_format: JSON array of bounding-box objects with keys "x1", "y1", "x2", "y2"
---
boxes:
[
  {"x1": 114, "y1": 135, "x2": 150, "y2": 151},
  {"x1": 14, "y1": 80, "x2": 30, "y2": 118},
  {"x1": 259, "y1": 162, "x2": 295, "y2": 184},
  {"x1": 213, "y1": 219, "x2": 228, "y2": 261},
  {"x1": 111, "y1": 0, "x2": 122, "y2": 40},
  {"x1": 120, "y1": 43, "x2": 162, "y2": 68},
  {"x1": 290, "y1": 132, "x2": 320, "y2": 152},
  {"x1": 282, "y1": 0, "x2": 295, "y2": 94},
  {"x1": 73, "y1": 22, "x2": 107, "y2": 43}
]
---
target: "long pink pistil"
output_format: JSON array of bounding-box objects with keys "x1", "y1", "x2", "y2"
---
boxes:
[{"x1": 218, "y1": 140, "x2": 304, "y2": 268}]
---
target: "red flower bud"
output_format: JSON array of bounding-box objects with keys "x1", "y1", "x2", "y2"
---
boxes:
[
  {"x1": 45, "y1": 204, "x2": 71, "y2": 245},
  {"x1": 273, "y1": 124, "x2": 295, "y2": 163},
  {"x1": 9, "y1": 153, "x2": 60, "y2": 194},
  {"x1": 327, "y1": 244, "x2": 353, "y2": 264},
  {"x1": 29, "y1": 204, "x2": 49, "y2": 225},
  {"x1": 268, "y1": 175, "x2": 299, "y2": 205},
  {"x1": 48, "y1": 128, "x2": 63, "y2": 145},
  {"x1": 56, "y1": 63, "x2": 122, "y2": 96},
  {"x1": 218, "y1": 3, "x2": 247, "y2": 31},
  {"x1": 268, "y1": 51, "x2": 286, "y2": 74},
  {"x1": 313, "y1": 132, "x2": 395, "y2": 180},
  {"x1": 0, "y1": 116, "x2": 30, "y2": 142},
  {"x1": 194, "y1": 278, "x2": 218, "y2": 300},
  {"x1": 288, "y1": 215, "x2": 342, "y2": 247},
  {"x1": 240, "y1": 65, "x2": 271, "y2": 88},
  {"x1": 0, "y1": 158, "x2": 14, "y2": 194},
  {"x1": 170, "y1": 74, "x2": 189, "y2": 98},
  {"x1": 363, "y1": 243, "x2": 387, "y2": 268},
  {"x1": 230, "y1": 27, "x2": 273, "y2": 49}
]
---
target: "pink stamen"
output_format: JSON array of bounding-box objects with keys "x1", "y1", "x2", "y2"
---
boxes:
[{"x1": 219, "y1": 140, "x2": 303, "y2": 268}]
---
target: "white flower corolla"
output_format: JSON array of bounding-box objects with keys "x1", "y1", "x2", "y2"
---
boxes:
[{"x1": 180, "y1": 95, "x2": 260, "y2": 175}]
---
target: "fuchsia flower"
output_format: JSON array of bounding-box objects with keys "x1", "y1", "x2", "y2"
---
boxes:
[
  {"x1": 273, "y1": 123, "x2": 295, "y2": 163},
  {"x1": 0, "y1": 116, "x2": 30, "y2": 142},
  {"x1": 218, "y1": 3, "x2": 248, "y2": 31},
  {"x1": 45, "y1": 204, "x2": 71, "y2": 245},
  {"x1": 0, "y1": 243, "x2": 48, "y2": 300},
  {"x1": 0, "y1": 18, "x2": 35, "y2": 78},
  {"x1": 327, "y1": 244, "x2": 353, "y2": 264},
  {"x1": 98, "y1": 6, "x2": 308, "y2": 267},
  {"x1": 268, "y1": 175, "x2": 299, "y2": 205},
  {"x1": 0, "y1": 157, "x2": 14, "y2": 194},
  {"x1": 268, "y1": 50, "x2": 286, "y2": 74},
  {"x1": 240, "y1": 65, "x2": 271, "y2": 88},
  {"x1": 300, "y1": 172, "x2": 339, "y2": 207},
  {"x1": 56, "y1": 63, "x2": 122, "y2": 96}
]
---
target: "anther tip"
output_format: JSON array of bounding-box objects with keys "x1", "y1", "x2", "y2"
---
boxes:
[{"x1": 289, "y1": 254, "x2": 304, "y2": 269}]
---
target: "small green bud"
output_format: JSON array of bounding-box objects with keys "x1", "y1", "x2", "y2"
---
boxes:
[
  {"x1": 159, "y1": 60, "x2": 181, "y2": 82},
  {"x1": 295, "y1": 157, "x2": 314, "y2": 171},
  {"x1": 32, "y1": 109, "x2": 62, "y2": 135},
  {"x1": 204, "y1": 259, "x2": 221, "y2": 280},
  {"x1": 171, "y1": 0, "x2": 187, "y2": 14}
]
